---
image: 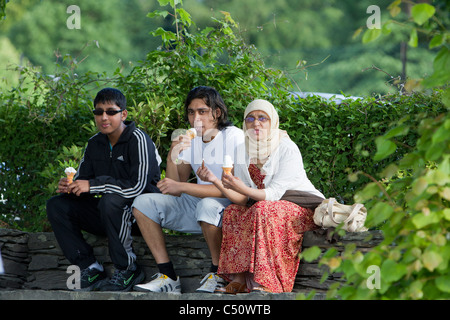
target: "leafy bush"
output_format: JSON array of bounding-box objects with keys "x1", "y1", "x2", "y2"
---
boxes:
[
  {"x1": 301, "y1": 105, "x2": 449, "y2": 300},
  {"x1": 299, "y1": 1, "x2": 450, "y2": 300}
]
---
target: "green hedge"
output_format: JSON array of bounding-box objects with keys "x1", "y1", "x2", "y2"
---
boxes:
[
  {"x1": 280, "y1": 92, "x2": 446, "y2": 203},
  {"x1": 1, "y1": 85, "x2": 445, "y2": 231}
]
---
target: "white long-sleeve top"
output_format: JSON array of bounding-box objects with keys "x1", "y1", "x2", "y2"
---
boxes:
[{"x1": 234, "y1": 137, "x2": 325, "y2": 201}]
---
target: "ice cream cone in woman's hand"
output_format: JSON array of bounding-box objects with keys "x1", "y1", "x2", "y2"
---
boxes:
[{"x1": 222, "y1": 155, "x2": 233, "y2": 175}]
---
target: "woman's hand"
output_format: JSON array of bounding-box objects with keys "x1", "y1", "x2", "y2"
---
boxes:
[{"x1": 222, "y1": 174, "x2": 247, "y2": 194}]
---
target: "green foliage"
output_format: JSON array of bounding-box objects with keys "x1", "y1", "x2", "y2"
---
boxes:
[
  {"x1": 0, "y1": 53, "x2": 108, "y2": 231},
  {"x1": 361, "y1": 0, "x2": 450, "y2": 101},
  {"x1": 316, "y1": 107, "x2": 450, "y2": 300},
  {"x1": 117, "y1": 0, "x2": 292, "y2": 164},
  {"x1": 0, "y1": 0, "x2": 7, "y2": 20},
  {"x1": 278, "y1": 92, "x2": 446, "y2": 203},
  {"x1": 311, "y1": 1, "x2": 450, "y2": 300}
]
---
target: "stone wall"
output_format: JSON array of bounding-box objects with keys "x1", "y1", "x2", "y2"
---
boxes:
[{"x1": 0, "y1": 228, "x2": 383, "y2": 293}]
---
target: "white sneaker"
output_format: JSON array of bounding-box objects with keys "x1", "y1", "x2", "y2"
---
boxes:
[
  {"x1": 134, "y1": 273, "x2": 181, "y2": 294},
  {"x1": 196, "y1": 272, "x2": 226, "y2": 293}
]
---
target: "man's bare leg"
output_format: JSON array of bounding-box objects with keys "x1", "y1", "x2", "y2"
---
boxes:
[
  {"x1": 200, "y1": 221, "x2": 222, "y2": 266},
  {"x1": 133, "y1": 208, "x2": 169, "y2": 264}
]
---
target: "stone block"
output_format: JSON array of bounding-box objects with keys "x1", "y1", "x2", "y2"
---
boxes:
[{"x1": 28, "y1": 254, "x2": 59, "y2": 271}]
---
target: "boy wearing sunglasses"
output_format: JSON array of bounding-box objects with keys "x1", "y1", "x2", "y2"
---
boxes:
[{"x1": 46, "y1": 88, "x2": 161, "y2": 291}]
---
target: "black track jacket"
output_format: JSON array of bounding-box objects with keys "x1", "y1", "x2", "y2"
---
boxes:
[{"x1": 74, "y1": 121, "x2": 161, "y2": 198}]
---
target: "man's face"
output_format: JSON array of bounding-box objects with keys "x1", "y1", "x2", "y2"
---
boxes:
[
  {"x1": 93, "y1": 102, "x2": 127, "y2": 138},
  {"x1": 187, "y1": 98, "x2": 221, "y2": 139}
]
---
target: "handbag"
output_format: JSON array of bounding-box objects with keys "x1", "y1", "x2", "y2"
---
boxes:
[
  {"x1": 313, "y1": 198, "x2": 368, "y2": 232},
  {"x1": 246, "y1": 190, "x2": 324, "y2": 209},
  {"x1": 280, "y1": 190, "x2": 325, "y2": 209}
]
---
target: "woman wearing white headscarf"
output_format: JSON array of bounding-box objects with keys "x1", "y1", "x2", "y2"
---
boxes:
[{"x1": 197, "y1": 99, "x2": 324, "y2": 294}]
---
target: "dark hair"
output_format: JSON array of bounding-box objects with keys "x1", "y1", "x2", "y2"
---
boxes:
[
  {"x1": 184, "y1": 86, "x2": 232, "y2": 130},
  {"x1": 94, "y1": 88, "x2": 127, "y2": 109}
]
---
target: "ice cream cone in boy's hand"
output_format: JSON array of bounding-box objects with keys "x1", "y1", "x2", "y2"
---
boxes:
[
  {"x1": 187, "y1": 128, "x2": 197, "y2": 140},
  {"x1": 65, "y1": 167, "x2": 77, "y2": 184},
  {"x1": 222, "y1": 155, "x2": 233, "y2": 175}
]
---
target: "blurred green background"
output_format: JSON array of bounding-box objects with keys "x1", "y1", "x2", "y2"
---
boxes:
[{"x1": 1, "y1": 0, "x2": 444, "y2": 96}]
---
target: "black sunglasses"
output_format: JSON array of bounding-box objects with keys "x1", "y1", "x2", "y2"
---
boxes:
[{"x1": 92, "y1": 108, "x2": 123, "y2": 116}]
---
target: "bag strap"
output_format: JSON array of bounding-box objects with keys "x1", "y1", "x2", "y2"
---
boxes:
[
  {"x1": 343, "y1": 203, "x2": 364, "y2": 224},
  {"x1": 327, "y1": 199, "x2": 364, "y2": 227},
  {"x1": 326, "y1": 198, "x2": 339, "y2": 224}
]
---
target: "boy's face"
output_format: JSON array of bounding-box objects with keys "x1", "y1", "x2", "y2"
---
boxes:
[
  {"x1": 93, "y1": 102, "x2": 128, "y2": 140},
  {"x1": 187, "y1": 98, "x2": 221, "y2": 138}
]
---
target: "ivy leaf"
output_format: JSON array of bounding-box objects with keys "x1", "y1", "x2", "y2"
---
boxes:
[
  {"x1": 362, "y1": 28, "x2": 381, "y2": 44},
  {"x1": 366, "y1": 202, "x2": 394, "y2": 228},
  {"x1": 422, "y1": 47, "x2": 450, "y2": 88},
  {"x1": 381, "y1": 259, "x2": 407, "y2": 283},
  {"x1": 412, "y1": 212, "x2": 440, "y2": 229},
  {"x1": 429, "y1": 34, "x2": 444, "y2": 49},
  {"x1": 408, "y1": 28, "x2": 418, "y2": 48},
  {"x1": 177, "y1": 8, "x2": 192, "y2": 27},
  {"x1": 384, "y1": 124, "x2": 409, "y2": 139},
  {"x1": 147, "y1": 10, "x2": 170, "y2": 19},
  {"x1": 300, "y1": 246, "x2": 322, "y2": 262},
  {"x1": 374, "y1": 136, "x2": 396, "y2": 161},
  {"x1": 422, "y1": 251, "x2": 443, "y2": 272},
  {"x1": 411, "y1": 3, "x2": 435, "y2": 26},
  {"x1": 435, "y1": 275, "x2": 450, "y2": 293}
]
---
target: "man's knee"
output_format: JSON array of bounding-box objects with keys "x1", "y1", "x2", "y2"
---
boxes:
[
  {"x1": 46, "y1": 194, "x2": 69, "y2": 222},
  {"x1": 97, "y1": 194, "x2": 130, "y2": 214},
  {"x1": 196, "y1": 198, "x2": 228, "y2": 227}
]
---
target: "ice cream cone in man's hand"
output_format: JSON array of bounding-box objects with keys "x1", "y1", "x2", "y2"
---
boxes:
[
  {"x1": 65, "y1": 167, "x2": 76, "y2": 184},
  {"x1": 187, "y1": 128, "x2": 197, "y2": 140}
]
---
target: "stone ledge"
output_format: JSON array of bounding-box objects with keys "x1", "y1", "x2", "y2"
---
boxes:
[
  {"x1": 0, "y1": 289, "x2": 313, "y2": 300},
  {"x1": 0, "y1": 228, "x2": 383, "y2": 293}
]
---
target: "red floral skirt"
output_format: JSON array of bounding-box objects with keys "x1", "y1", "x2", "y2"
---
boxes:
[{"x1": 218, "y1": 200, "x2": 317, "y2": 293}]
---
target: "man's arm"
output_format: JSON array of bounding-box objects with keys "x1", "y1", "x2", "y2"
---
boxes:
[
  {"x1": 89, "y1": 132, "x2": 158, "y2": 198},
  {"x1": 162, "y1": 135, "x2": 223, "y2": 198}
]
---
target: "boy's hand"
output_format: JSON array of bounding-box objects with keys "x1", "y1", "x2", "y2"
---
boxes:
[
  {"x1": 168, "y1": 134, "x2": 191, "y2": 164},
  {"x1": 67, "y1": 180, "x2": 90, "y2": 196},
  {"x1": 196, "y1": 162, "x2": 219, "y2": 184},
  {"x1": 56, "y1": 177, "x2": 70, "y2": 194}
]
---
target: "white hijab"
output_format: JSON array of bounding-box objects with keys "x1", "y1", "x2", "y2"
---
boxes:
[{"x1": 243, "y1": 99, "x2": 289, "y2": 164}]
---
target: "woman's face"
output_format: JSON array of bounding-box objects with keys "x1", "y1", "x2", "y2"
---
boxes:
[{"x1": 245, "y1": 110, "x2": 271, "y2": 141}]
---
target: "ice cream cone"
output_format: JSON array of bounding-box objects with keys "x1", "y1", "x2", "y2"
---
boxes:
[
  {"x1": 65, "y1": 167, "x2": 77, "y2": 184},
  {"x1": 222, "y1": 155, "x2": 233, "y2": 175},
  {"x1": 66, "y1": 173, "x2": 75, "y2": 184},
  {"x1": 187, "y1": 128, "x2": 197, "y2": 140},
  {"x1": 222, "y1": 166, "x2": 233, "y2": 175}
]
